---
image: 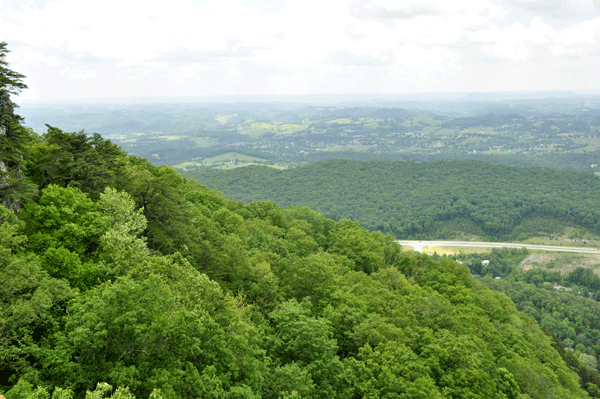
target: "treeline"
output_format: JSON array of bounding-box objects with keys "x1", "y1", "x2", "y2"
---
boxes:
[
  {"x1": 185, "y1": 159, "x2": 600, "y2": 240},
  {"x1": 245, "y1": 148, "x2": 600, "y2": 173}
]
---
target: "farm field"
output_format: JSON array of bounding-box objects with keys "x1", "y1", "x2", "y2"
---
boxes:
[
  {"x1": 400, "y1": 240, "x2": 600, "y2": 273},
  {"x1": 173, "y1": 152, "x2": 287, "y2": 170}
]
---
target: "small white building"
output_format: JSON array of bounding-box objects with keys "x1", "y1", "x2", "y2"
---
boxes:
[{"x1": 553, "y1": 285, "x2": 573, "y2": 292}]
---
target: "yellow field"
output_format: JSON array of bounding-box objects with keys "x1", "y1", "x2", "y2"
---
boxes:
[{"x1": 421, "y1": 246, "x2": 492, "y2": 256}]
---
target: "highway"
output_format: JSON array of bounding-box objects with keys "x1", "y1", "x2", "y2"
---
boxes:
[{"x1": 397, "y1": 240, "x2": 600, "y2": 255}]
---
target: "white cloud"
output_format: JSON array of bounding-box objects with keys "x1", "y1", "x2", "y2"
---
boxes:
[
  {"x1": 559, "y1": 17, "x2": 600, "y2": 46},
  {"x1": 501, "y1": 0, "x2": 599, "y2": 19},
  {"x1": 3, "y1": 0, "x2": 600, "y2": 100}
]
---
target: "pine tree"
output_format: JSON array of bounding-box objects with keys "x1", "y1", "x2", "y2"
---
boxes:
[
  {"x1": 0, "y1": 42, "x2": 36, "y2": 212},
  {"x1": 0, "y1": 41, "x2": 27, "y2": 135}
]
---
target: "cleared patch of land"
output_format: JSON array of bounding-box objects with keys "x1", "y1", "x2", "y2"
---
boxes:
[
  {"x1": 398, "y1": 240, "x2": 600, "y2": 254},
  {"x1": 400, "y1": 240, "x2": 600, "y2": 273},
  {"x1": 421, "y1": 246, "x2": 493, "y2": 256},
  {"x1": 175, "y1": 152, "x2": 288, "y2": 170},
  {"x1": 237, "y1": 121, "x2": 306, "y2": 138},
  {"x1": 519, "y1": 253, "x2": 600, "y2": 275}
]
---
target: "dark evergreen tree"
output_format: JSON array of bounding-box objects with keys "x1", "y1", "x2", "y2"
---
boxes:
[{"x1": 0, "y1": 42, "x2": 37, "y2": 211}]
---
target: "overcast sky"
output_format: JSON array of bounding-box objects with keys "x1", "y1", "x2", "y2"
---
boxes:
[{"x1": 3, "y1": 0, "x2": 600, "y2": 102}]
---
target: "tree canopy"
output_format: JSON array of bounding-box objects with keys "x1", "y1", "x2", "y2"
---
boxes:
[{"x1": 185, "y1": 159, "x2": 600, "y2": 240}]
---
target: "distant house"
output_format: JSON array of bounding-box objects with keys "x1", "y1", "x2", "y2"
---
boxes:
[
  {"x1": 553, "y1": 285, "x2": 572, "y2": 292},
  {"x1": 482, "y1": 260, "x2": 490, "y2": 266}
]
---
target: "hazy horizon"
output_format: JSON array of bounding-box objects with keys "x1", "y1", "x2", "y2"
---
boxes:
[
  {"x1": 15, "y1": 90, "x2": 600, "y2": 107},
  {"x1": 4, "y1": 0, "x2": 600, "y2": 103}
]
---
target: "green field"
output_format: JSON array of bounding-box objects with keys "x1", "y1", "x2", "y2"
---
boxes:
[
  {"x1": 175, "y1": 152, "x2": 288, "y2": 170},
  {"x1": 192, "y1": 137, "x2": 218, "y2": 147},
  {"x1": 519, "y1": 252, "x2": 600, "y2": 275},
  {"x1": 237, "y1": 121, "x2": 307, "y2": 138}
]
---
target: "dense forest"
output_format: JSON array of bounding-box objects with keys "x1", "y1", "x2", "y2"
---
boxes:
[
  {"x1": 184, "y1": 160, "x2": 600, "y2": 241},
  {"x1": 2, "y1": 42, "x2": 599, "y2": 398},
  {"x1": 445, "y1": 248, "x2": 600, "y2": 378}
]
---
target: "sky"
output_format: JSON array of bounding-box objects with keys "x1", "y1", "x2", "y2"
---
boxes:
[{"x1": 3, "y1": 0, "x2": 600, "y2": 102}]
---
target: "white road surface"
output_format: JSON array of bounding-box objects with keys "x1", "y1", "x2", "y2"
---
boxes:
[{"x1": 397, "y1": 240, "x2": 600, "y2": 255}]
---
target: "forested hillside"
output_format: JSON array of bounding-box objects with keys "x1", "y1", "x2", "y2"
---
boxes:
[
  {"x1": 184, "y1": 159, "x2": 600, "y2": 240},
  {"x1": 445, "y1": 248, "x2": 600, "y2": 390},
  {"x1": 1, "y1": 43, "x2": 598, "y2": 398},
  {"x1": 2, "y1": 129, "x2": 597, "y2": 399}
]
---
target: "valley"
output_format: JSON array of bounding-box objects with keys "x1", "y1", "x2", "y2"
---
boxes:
[{"x1": 19, "y1": 99, "x2": 600, "y2": 173}]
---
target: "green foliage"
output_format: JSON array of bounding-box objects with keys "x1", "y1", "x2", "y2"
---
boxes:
[
  {"x1": 15, "y1": 382, "x2": 159, "y2": 399},
  {"x1": 25, "y1": 126, "x2": 127, "y2": 199},
  {"x1": 40, "y1": 256, "x2": 262, "y2": 399},
  {"x1": 0, "y1": 255, "x2": 73, "y2": 387},
  {"x1": 124, "y1": 159, "x2": 223, "y2": 271},
  {"x1": 0, "y1": 42, "x2": 27, "y2": 96},
  {"x1": 348, "y1": 342, "x2": 442, "y2": 399},
  {"x1": 568, "y1": 267, "x2": 600, "y2": 291},
  {"x1": 39, "y1": 246, "x2": 83, "y2": 282},
  {"x1": 6, "y1": 146, "x2": 593, "y2": 399},
  {"x1": 263, "y1": 362, "x2": 315, "y2": 399},
  {"x1": 327, "y1": 219, "x2": 386, "y2": 274},
  {"x1": 95, "y1": 187, "x2": 148, "y2": 278},
  {"x1": 212, "y1": 207, "x2": 246, "y2": 236},
  {"x1": 268, "y1": 299, "x2": 352, "y2": 399},
  {"x1": 189, "y1": 159, "x2": 600, "y2": 240},
  {"x1": 0, "y1": 43, "x2": 37, "y2": 212},
  {"x1": 19, "y1": 185, "x2": 105, "y2": 287},
  {"x1": 21, "y1": 185, "x2": 103, "y2": 255},
  {"x1": 0, "y1": 205, "x2": 27, "y2": 261},
  {"x1": 279, "y1": 252, "x2": 345, "y2": 309}
]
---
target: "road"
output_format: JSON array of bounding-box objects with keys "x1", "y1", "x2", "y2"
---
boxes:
[{"x1": 397, "y1": 240, "x2": 600, "y2": 255}]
